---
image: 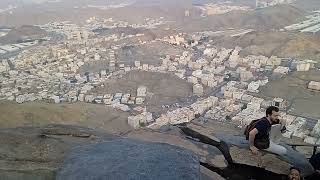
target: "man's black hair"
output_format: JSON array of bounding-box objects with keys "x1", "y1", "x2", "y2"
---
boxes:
[
  {"x1": 290, "y1": 166, "x2": 301, "y2": 174},
  {"x1": 266, "y1": 106, "x2": 279, "y2": 117}
]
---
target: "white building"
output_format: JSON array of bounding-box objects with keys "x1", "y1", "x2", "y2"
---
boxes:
[
  {"x1": 272, "y1": 97, "x2": 286, "y2": 109},
  {"x1": 308, "y1": 81, "x2": 320, "y2": 91},
  {"x1": 193, "y1": 84, "x2": 204, "y2": 96},
  {"x1": 247, "y1": 81, "x2": 260, "y2": 93},
  {"x1": 137, "y1": 86, "x2": 147, "y2": 97},
  {"x1": 296, "y1": 62, "x2": 311, "y2": 72},
  {"x1": 273, "y1": 66, "x2": 289, "y2": 75}
]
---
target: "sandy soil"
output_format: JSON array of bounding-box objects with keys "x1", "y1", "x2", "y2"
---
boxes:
[
  {"x1": 116, "y1": 41, "x2": 186, "y2": 66},
  {"x1": 259, "y1": 70, "x2": 320, "y2": 119},
  {"x1": 0, "y1": 101, "x2": 131, "y2": 135},
  {"x1": 92, "y1": 71, "x2": 193, "y2": 114}
]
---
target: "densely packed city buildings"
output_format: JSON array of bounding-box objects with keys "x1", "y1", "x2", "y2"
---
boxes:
[{"x1": 1, "y1": 15, "x2": 320, "y2": 146}]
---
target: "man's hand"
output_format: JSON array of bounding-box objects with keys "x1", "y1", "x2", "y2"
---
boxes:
[{"x1": 250, "y1": 146, "x2": 259, "y2": 155}]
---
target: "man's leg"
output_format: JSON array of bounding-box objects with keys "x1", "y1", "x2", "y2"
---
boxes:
[{"x1": 264, "y1": 141, "x2": 287, "y2": 155}]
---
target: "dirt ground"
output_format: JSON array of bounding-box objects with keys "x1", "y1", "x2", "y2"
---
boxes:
[
  {"x1": 79, "y1": 40, "x2": 186, "y2": 74},
  {"x1": 116, "y1": 41, "x2": 186, "y2": 66},
  {"x1": 92, "y1": 71, "x2": 193, "y2": 114},
  {"x1": 259, "y1": 70, "x2": 320, "y2": 119},
  {"x1": 0, "y1": 101, "x2": 131, "y2": 135}
]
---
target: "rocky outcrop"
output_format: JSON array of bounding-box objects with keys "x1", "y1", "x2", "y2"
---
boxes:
[
  {"x1": 56, "y1": 138, "x2": 200, "y2": 180},
  {"x1": 0, "y1": 123, "x2": 315, "y2": 179},
  {"x1": 127, "y1": 126, "x2": 228, "y2": 169},
  {"x1": 214, "y1": 133, "x2": 314, "y2": 177},
  {"x1": 228, "y1": 146, "x2": 292, "y2": 175},
  {"x1": 178, "y1": 123, "x2": 232, "y2": 163},
  {"x1": 130, "y1": 122, "x2": 315, "y2": 177},
  {"x1": 0, "y1": 124, "x2": 117, "y2": 180},
  {"x1": 0, "y1": 124, "x2": 224, "y2": 180},
  {"x1": 176, "y1": 123, "x2": 314, "y2": 177}
]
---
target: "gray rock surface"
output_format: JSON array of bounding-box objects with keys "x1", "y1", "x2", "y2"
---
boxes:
[
  {"x1": 128, "y1": 127, "x2": 228, "y2": 168},
  {"x1": 56, "y1": 138, "x2": 200, "y2": 180},
  {"x1": 0, "y1": 124, "x2": 117, "y2": 180},
  {"x1": 215, "y1": 133, "x2": 315, "y2": 177}
]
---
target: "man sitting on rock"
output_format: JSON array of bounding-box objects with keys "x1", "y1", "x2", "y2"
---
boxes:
[{"x1": 248, "y1": 106, "x2": 287, "y2": 155}]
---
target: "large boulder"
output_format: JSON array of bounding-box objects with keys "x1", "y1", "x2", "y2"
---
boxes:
[
  {"x1": 56, "y1": 138, "x2": 200, "y2": 180},
  {"x1": 176, "y1": 123, "x2": 314, "y2": 177},
  {"x1": 228, "y1": 145, "x2": 292, "y2": 175},
  {"x1": 127, "y1": 126, "x2": 228, "y2": 168},
  {"x1": 0, "y1": 124, "x2": 117, "y2": 180}
]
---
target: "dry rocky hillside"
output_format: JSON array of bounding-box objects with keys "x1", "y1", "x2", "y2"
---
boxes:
[
  {"x1": 0, "y1": 101, "x2": 131, "y2": 135},
  {"x1": 180, "y1": 4, "x2": 305, "y2": 32},
  {"x1": 0, "y1": 25, "x2": 47, "y2": 45},
  {"x1": 209, "y1": 31, "x2": 320, "y2": 61},
  {"x1": 0, "y1": 123, "x2": 314, "y2": 180}
]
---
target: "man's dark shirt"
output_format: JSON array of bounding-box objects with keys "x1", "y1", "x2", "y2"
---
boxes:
[
  {"x1": 310, "y1": 153, "x2": 320, "y2": 170},
  {"x1": 254, "y1": 117, "x2": 271, "y2": 142}
]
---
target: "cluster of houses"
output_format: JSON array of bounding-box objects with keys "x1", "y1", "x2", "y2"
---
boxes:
[
  {"x1": 1, "y1": 16, "x2": 320, "y2": 145},
  {"x1": 126, "y1": 31, "x2": 320, "y2": 145},
  {"x1": 142, "y1": 96, "x2": 219, "y2": 129}
]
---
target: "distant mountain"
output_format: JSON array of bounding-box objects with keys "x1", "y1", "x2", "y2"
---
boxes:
[
  {"x1": 239, "y1": 4, "x2": 305, "y2": 30},
  {"x1": 210, "y1": 30, "x2": 320, "y2": 61},
  {"x1": 293, "y1": 0, "x2": 320, "y2": 11},
  {"x1": 180, "y1": 4, "x2": 305, "y2": 34}
]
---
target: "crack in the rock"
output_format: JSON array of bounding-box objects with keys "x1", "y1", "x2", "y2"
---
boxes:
[
  {"x1": 40, "y1": 130, "x2": 94, "y2": 138},
  {"x1": 178, "y1": 125, "x2": 233, "y2": 164}
]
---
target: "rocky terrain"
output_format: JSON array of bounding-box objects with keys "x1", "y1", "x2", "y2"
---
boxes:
[
  {"x1": 91, "y1": 71, "x2": 194, "y2": 114},
  {"x1": 0, "y1": 123, "x2": 315, "y2": 180},
  {"x1": 259, "y1": 70, "x2": 320, "y2": 119},
  {"x1": 56, "y1": 138, "x2": 200, "y2": 180},
  {"x1": 0, "y1": 124, "x2": 118, "y2": 180},
  {"x1": 210, "y1": 31, "x2": 320, "y2": 61},
  {"x1": 0, "y1": 101, "x2": 131, "y2": 135},
  {"x1": 1, "y1": 0, "x2": 320, "y2": 179},
  {"x1": 0, "y1": 25, "x2": 47, "y2": 45}
]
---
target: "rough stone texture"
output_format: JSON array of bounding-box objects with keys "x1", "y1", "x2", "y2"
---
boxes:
[
  {"x1": 311, "y1": 120, "x2": 320, "y2": 138},
  {"x1": 200, "y1": 165, "x2": 225, "y2": 180},
  {"x1": 173, "y1": 123, "x2": 314, "y2": 177},
  {"x1": 56, "y1": 138, "x2": 200, "y2": 180},
  {"x1": 229, "y1": 146, "x2": 292, "y2": 175},
  {"x1": 0, "y1": 122, "x2": 315, "y2": 180},
  {"x1": 127, "y1": 127, "x2": 228, "y2": 168},
  {"x1": 185, "y1": 123, "x2": 221, "y2": 143},
  {"x1": 178, "y1": 124, "x2": 232, "y2": 163},
  {"x1": 0, "y1": 124, "x2": 117, "y2": 180},
  {"x1": 215, "y1": 133, "x2": 315, "y2": 177}
]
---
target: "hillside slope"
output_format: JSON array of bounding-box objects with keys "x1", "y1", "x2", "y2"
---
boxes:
[{"x1": 0, "y1": 25, "x2": 47, "y2": 44}]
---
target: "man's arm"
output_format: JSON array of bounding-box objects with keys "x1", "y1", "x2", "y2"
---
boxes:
[{"x1": 249, "y1": 128, "x2": 259, "y2": 155}]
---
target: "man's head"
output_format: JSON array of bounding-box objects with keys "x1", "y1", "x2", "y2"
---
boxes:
[
  {"x1": 266, "y1": 106, "x2": 280, "y2": 123},
  {"x1": 288, "y1": 167, "x2": 301, "y2": 180}
]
